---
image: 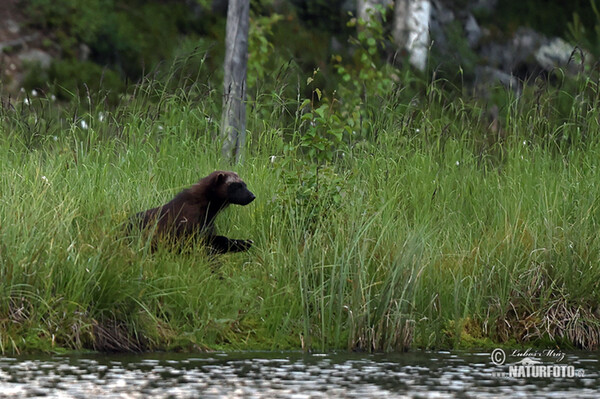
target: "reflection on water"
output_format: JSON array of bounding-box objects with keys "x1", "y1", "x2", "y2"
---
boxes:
[{"x1": 0, "y1": 350, "x2": 598, "y2": 398}]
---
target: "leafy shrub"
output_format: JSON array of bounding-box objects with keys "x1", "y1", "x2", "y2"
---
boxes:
[
  {"x1": 568, "y1": 0, "x2": 600, "y2": 57},
  {"x1": 325, "y1": 11, "x2": 401, "y2": 142},
  {"x1": 26, "y1": 0, "x2": 203, "y2": 80},
  {"x1": 48, "y1": 59, "x2": 123, "y2": 102},
  {"x1": 248, "y1": 12, "x2": 284, "y2": 90}
]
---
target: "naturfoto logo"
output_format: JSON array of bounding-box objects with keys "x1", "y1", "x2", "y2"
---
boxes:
[{"x1": 490, "y1": 348, "x2": 584, "y2": 379}]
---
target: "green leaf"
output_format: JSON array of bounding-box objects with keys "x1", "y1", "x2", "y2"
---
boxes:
[
  {"x1": 300, "y1": 99, "x2": 311, "y2": 109},
  {"x1": 315, "y1": 88, "x2": 322, "y2": 101},
  {"x1": 315, "y1": 105, "x2": 327, "y2": 118}
]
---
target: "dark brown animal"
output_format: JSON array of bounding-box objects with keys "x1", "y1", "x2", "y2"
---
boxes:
[{"x1": 130, "y1": 171, "x2": 255, "y2": 253}]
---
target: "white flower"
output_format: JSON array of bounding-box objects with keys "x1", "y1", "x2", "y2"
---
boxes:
[
  {"x1": 455, "y1": 161, "x2": 460, "y2": 166},
  {"x1": 98, "y1": 112, "x2": 105, "y2": 122},
  {"x1": 53, "y1": 136, "x2": 58, "y2": 141},
  {"x1": 50, "y1": 94, "x2": 56, "y2": 101},
  {"x1": 23, "y1": 98, "x2": 30, "y2": 105},
  {"x1": 80, "y1": 120, "x2": 88, "y2": 129},
  {"x1": 523, "y1": 140, "x2": 527, "y2": 145},
  {"x1": 157, "y1": 125, "x2": 164, "y2": 131},
  {"x1": 416, "y1": 128, "x2": 420, "y2": 133},
  {"x1": 41, "y1": 176, "x2": 49, "y2": 183},
  {"x1": 31, "y1": 89, "x2": 38, "y2": 97},
  {"x1": 270, "y1": 155, "x2": 276, "y2": 163}
]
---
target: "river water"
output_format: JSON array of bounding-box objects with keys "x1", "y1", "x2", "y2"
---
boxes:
[{"x1": 0, "y1": 350, "x2": 598, "y2": 398}]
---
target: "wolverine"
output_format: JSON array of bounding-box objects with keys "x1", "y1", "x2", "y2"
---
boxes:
[{"x1": 130, "y1": 171, "x2": 255, "y2": 253}]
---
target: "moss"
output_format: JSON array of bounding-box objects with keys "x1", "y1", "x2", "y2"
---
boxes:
[{"x1": 455, "y1": 318, "x2": 498, "y2": 350}]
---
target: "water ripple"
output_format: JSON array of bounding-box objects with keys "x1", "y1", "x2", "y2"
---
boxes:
[{"x1": 0, "y1": 351, "x2": 598, "y2": 398}]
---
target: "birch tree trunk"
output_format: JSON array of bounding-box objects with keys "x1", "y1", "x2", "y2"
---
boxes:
[
  {"x1": 393, "y1": 0, "x2": 431, "y2": 71},
  {"x1": 220, "y1": 0, "x2": 249, "y2": 163}
]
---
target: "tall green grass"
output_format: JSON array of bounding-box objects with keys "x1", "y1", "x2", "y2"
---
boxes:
[{"x1": 1, "y1": 66, "x2": 600, "y2": 354}]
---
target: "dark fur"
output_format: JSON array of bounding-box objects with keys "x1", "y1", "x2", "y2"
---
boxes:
[{"x1": 130, "y1": 171, "x2": 255, "y2": 254}]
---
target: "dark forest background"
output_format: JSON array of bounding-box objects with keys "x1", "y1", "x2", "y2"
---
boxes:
[{"x1": 2, "y1": 0, "x2": 599, "y2": 101}]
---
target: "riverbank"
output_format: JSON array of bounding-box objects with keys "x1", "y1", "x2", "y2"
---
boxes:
[{"x1": 1, "y1": 70, "x2": 600, "y2": 354}]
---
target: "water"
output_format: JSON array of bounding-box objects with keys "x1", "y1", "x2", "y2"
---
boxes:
[{"x1": 0, "y1": 350, "x2": 598, "y2": 398}]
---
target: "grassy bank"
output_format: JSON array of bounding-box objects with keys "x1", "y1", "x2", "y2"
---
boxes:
[{"x1": 1, "y1": 67, "x2": 600, "y2": 354}]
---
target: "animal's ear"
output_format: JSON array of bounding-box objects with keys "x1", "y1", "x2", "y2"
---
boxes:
[{"x1": 215, "y1": 172, "x2": 226, "y2": 184}]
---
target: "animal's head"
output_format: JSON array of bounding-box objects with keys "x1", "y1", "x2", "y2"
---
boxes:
[{"x1": 211, "y1": 171, "x2": 256, "y2": 205}]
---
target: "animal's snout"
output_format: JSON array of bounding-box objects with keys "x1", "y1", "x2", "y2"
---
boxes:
[{"x1": 237, "y1": 189, "x2": 256, "y2": 205}]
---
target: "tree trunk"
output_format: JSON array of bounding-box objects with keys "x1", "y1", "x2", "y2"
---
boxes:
[
  {"x1": 220, "y1": 0, "x2": 249, "y2": 163},
  {"x1": 393, "y1": 0, "x2": 431, "y2": 71}
]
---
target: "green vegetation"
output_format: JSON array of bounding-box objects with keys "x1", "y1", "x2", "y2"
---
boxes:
[
  {"x1": 2, "y1": 45, "x2": 600, "y2": 353},
  {"x1": 23, "y1": 0, "x2": 210, "y2": 98},
  {"x1": 3, "y1": 0, "x2": 600, "y2": 354}
]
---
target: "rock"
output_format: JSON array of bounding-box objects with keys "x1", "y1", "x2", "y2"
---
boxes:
[
  {"x1": 478, "y1": 27, "x2": 548, "y2": 80},
  {"x1": 478, "y1": 28, "x2": 585, "y2": 81},
  {"x1": 432, "y1": 0, "x2": 455, "y2": 25},
  {"x1": 535, "y1": 37, "x2": 580, "y2": 74},
  {"x1": 464, "y1": 14, "x2": 481, "y2": 48},
  {"x1": 475, "y1": 66, "x2": 520, "y2": 95},
  {"x1": 6, "y1": 19, "x2": 20, "y2": 35},
  {"x1": 78, "y1": 43, "x2": 91, "y2": 62},
  {"x1": 18, "y1": 49, "x2": 53, "y2": 69},
  {"x1": 469, "y1": 0, "x2": 498, "y2": 13},
  {"x1": 0, "y1": 33, "x2": 39, "y2": 53},
  {"x1": 330, "y1": 36, "x2": 343, "y2": 54},
  {"x1": 511, "y1": 28, "x2": 547, "y2": 60},
  {"x1": 428, "y1": 1, "x2": 452, "y2": 51}
]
